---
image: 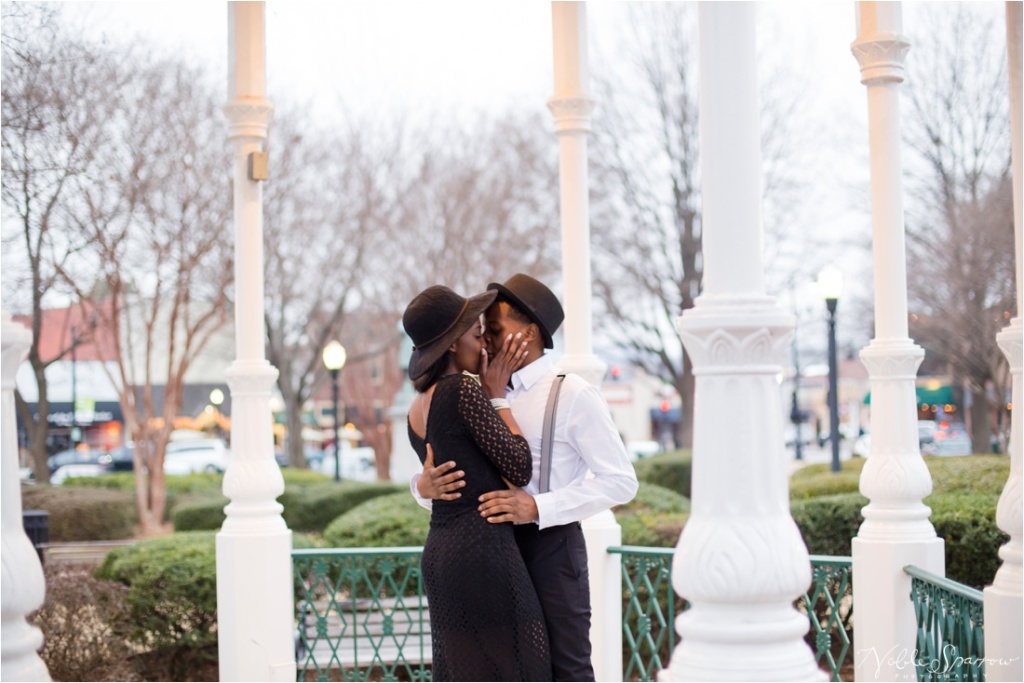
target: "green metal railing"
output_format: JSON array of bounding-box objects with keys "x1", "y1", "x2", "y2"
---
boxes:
[
  {"x1": 804, "y1": 555, "x2": 854, "y2": 681},
  {"x1": 292, "y1": 548, "x2": 429, "y2": 682},
  {"x1": 292, "y1": 546, "x2": 857, "y2": 682},
  {"x1": 607, "y1": 548, "x2": 854, "y2": 682},
  {"x1": 905, "y1": 564, "x2": 985, "y2": 682},
  {"x1": 608, "y1": 546, "x2": 680, "y2": 682}
]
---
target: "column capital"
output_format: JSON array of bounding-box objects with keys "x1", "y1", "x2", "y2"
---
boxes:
[
  {"x1": 223, "y1": 98, "x2": 273, "y2": 141},
  {"x1": 851, "y1": 33, "x2": 910, "y2": 85},
  {"x1": 546, "y1": 95, "x2": 596, "y2": 134}
]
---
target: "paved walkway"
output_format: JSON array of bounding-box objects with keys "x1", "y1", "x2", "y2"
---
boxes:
[{"x1": 788, "y1": 440, "x2": 855, "y2": 475}]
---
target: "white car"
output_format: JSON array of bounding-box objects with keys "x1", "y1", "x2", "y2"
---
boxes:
[
  {"x1": 315, "y1": 443, "x2": 376, "y2": 482},
  {"x1": 164, "y1": 439, "x2": 231, "y2": 475},
  {"x1": 51, "y1": 463, "x2": 109, "y2": 485}
]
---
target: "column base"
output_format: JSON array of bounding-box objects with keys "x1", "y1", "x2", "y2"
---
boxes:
[
  {"x1": 982, "y1": 585, "x2": 1024, "y2": 682},
  {"x1": 852, "y1": 536, "x2": 944, "y2": 682},
  {"x1": 216, "y1": 528, "x2": 295, "y2": 682},
  {"x1": 582, "y1": 509, "x2": 622, "y2": 683}
]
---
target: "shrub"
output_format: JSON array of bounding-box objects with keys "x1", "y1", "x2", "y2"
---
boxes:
[
  {"x1": 95, "y1": 531, "x2": 218, "y2": 655},
  {"x1": 30, "y1": 563, "x2": 139, "y2": 682},
  {"x1": 21, "y1": 485, "x2": 136, "y2": 541},
  {"x1": 789, "y1": 461, "x2": 863, "y2": 500},
  {"x1": 65, "y1": 471, "x2": 224, "y2": 496},
  {"x1": 632, "y1": 450, "x2": 692, "y2": 497},
  {"x1": 280, "y1": 468, "x2": 331, "y2": 486},
  {"x1": 790, "y1": 492, "x2": 866, "y2": 558},
  {"x1": 929, "y1": 489, "x2": 1008, "y2": 589},
  {"x1": 171, "y1": 497, "x2": 228, "y2": 531},
  {"x1": 323, "y1": 492, "x2": 430, "y2": 548},
  {"x1": 614, "y1": 482, "x2": 690, "y2": 547},
  {"x1": 281, "y1": 480, "x2": 405, "y2": 532}
]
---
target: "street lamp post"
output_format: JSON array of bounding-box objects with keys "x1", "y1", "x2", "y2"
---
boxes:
[
  {"x1": 70, "y1": 325, "x2": 79, "y2": 449},
  {"x1": 818, "y1": 265, "x2": 845, "y2": 473},
  {"x1": 322, "y1": 340, "x2": 347, "y2": 482}
]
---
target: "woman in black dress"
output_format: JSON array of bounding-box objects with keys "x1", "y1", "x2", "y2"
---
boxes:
[{"x1": 403, "y1": 285, "x2": 552, "y2": 682}]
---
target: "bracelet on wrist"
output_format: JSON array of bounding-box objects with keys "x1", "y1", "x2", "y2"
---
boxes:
[{"x1": 490, "y1": 398, "x2": 511, "y2": 412}]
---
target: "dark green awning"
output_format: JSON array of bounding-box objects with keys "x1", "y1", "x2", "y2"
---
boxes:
[{"x1": 864, "y1": 384, "x2": 954, "y2": 406}]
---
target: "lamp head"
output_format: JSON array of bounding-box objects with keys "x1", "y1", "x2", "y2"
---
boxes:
[
  {"x1": 817, "y1": 265, "x2": 844, "y2": 313},
  {"x1": 322, "y1": 340, "x2": 347, "y2": 372}
]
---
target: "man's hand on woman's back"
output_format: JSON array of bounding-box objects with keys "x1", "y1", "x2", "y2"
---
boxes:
[{"x1": 417, "y1": 444, "x2": 466, "y2": 500}]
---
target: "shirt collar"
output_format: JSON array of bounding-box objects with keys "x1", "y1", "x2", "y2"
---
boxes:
[{"x1": 511, "y1": 353, "x2": 554, "y2": 392}]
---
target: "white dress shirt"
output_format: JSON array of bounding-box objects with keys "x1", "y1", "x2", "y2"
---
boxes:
[{"x1": 410, "y1": 354, "x2": 639, "y2": 529}]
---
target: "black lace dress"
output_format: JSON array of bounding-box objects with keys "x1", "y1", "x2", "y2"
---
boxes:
[{"x1": 408, "y1": 373, "x2": 552, "y2": 682}]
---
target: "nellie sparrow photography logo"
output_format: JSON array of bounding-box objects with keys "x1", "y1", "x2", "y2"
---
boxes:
[{"x1": 857, "y1": 645, "x2": 1020, "y2": 679}]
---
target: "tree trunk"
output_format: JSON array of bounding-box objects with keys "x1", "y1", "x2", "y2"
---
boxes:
[
  {"x1": 285, "y1": 392, "x2": 307, "y2": 469},
  {"x1": 970, "y1": 387, "x2": 993, "y2": 454},
  {"x1": 677, "y1": 351, "x2": 695, "y2": 450},
  {"x1": 16, "y1": 391, "x2": 50, "y2": 483}
]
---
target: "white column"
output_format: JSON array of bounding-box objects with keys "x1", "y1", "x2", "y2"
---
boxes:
[
  {"x1": 548, "y1": 5, "x2": 621, "y2": 681},
  {"x1": 217, "y1": 4, "x2": 294, "y2": 681},
  {"x1": 1, "y1": 312, "x2": 50, "y2": 682},
  {"x1": 983, "y1": 4, "x2": 1023, "y2": 680},
  {"x1": 660, "y1": 4, "x2": 822, "y2": 681},
  {"x1": 548, "y1": 1, "x2": 606, "y2": 386},
  {"x1": 849, "y1": 5, "x2": 945, "y2": 681}
]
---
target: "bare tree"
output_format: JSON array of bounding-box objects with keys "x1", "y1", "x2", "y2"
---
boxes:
[
  {"x1": 57, "y1": 53, "x2": 232, "y2": 532},
  {"x1": 263, "y1": 106, "x2": 403, "y2": 468},
  {"x1": 903, "y1": 4, "x2": 1014, "y2": 453},
  {"x1": 1, "y1": 5, "x2": 125, "y2": 480},
  {"x1": 589, "y1": 4, "x2": 817, "y2": 448}
]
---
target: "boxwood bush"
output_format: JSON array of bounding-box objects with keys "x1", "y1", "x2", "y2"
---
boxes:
[
  {"x1": 280, "y1": 480, "x2": 405, "y2": 532},
  {"x1": 323, "y1": 492, "x2": 430, "y2": 548},
  {"x1": 614, "y1": 482, "x2": 689, "y2": 547},
  {"x1": 21, "y1": 485, "x2": 136, "y2": 541},
  {"x1": 632, "y1": 449, "x2": 692, "y2": 498},
  {"x1": 95, "y1": 531, "x2": 218, "y2": 654},
  {"x1": 171, "y1": 497, "x2": 228, "y2": 532}
]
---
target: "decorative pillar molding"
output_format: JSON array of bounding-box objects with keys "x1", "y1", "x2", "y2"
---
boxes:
[
  {"x1": 849, "y1": 5, "x2": 945, "y2": 681},
  {"x1": 983, "y1": 4, "x2": 1023, "y2": 680},
  {"x1": 216, "y1": 4, "x2": 294, "y2": 681},
  {"x1": 660, "y1": 4, "x2": 821, "y2": 681},
  {"x1": 1, "y1": 311, "x2": 50, "y2": 682},
  {"x1": 548, "y1": 1, "x2": 605, "y2": 386}
]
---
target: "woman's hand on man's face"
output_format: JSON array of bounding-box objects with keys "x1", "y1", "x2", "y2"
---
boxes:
[{"x1": 480, "y1": 331, "x2": 528, "y2": 399}]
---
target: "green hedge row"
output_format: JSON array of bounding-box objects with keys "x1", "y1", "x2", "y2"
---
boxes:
[
  {"x1": 279, "y1": 480, "x2": 405, "y2": 532},
  {"x1": 615, "y1": 482, "x2": 690, "y2": 547},
  {"x1": 632, "y1": 449, "x2": 691, "y2": 498},
  {"x1": 21, "y1": 485, "x2": 136, "y2": 542}
]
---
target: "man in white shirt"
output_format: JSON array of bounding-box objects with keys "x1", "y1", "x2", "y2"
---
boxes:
[{"x1": 411, "y1": 273, "x2": 638, "y2": 681}]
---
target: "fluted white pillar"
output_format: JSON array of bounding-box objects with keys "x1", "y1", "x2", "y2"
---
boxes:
[
  {"x1": 660, "y1": 4, "x2": 822, "y2": 681},
  {"x1": 983, "y1": 4, "x2": 1023, "y2": 680},
  {"x1": 1, "y1": 312, "x2": 50, "y2": 682},
  {"x1": 216, "y1": 4, "x2": 294, "y2": 681},
  {"x1": 548, "y1": 1, "x2": 606, "y2": 386},
  {"x1": 849, "y1": 4, "x2": 945, "y2": 681}
]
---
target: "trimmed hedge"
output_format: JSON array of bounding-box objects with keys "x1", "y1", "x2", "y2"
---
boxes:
[
  {"x1": 632, "y1": 449, "x2": 692, "y2": 498},
  {"x1": 171, "y1": 497, "x2": 228, "y2": 532},
  {"x1": 280, "y1": 468, "x2": 332, "y2": 486},
  {"x1": 95, "y1": 531, "x2": 218, "y2": 654},
  {"x1": 789, "y1": 455, "x2": 1010, "y2": 589},
  {"x1": 280, "y1": 480, "x2": 405, "y2": 532},
  {"x1": 21, "y1": 485, "x2": 136, "y2": 541},
  {"x1": 613, "y1": 482, "x2": 689, "y2": 547},
  {"x1": 323, "y1": 492, "x2": 430, "y2": 548}
]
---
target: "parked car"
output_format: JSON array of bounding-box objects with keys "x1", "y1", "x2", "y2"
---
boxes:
[
  {"x1": 164, "y1": 439, "x2": 230, "y2": 475},
  {"x1": 918, "y1": 420, "x2": 937, "y2": 447},
  {"x1": 46, "y1": 447, "x2": 106, "y2": 475},
  {"x1": 51, "y1": 463, "x2": 109, "y2": 485},
  {"x1": 922, "y1": 422, "x2": 972, "y2": 456},
  {"x1": 626, "y1": 440, "x2": 662, "y2": 461},
  {"x1": 314, "y1": 443, "x2": 376, "y2": 482},
  {"x1": 104, "y1": 444, "x2": 136, "y2": 472},
  {"x1": 275, "y1": 446, "x2": 325, "y2": 468}
]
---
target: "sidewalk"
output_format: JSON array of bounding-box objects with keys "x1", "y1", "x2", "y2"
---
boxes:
[{"x1": 788, "y1": 440, "x2": 854, "y2": 475}]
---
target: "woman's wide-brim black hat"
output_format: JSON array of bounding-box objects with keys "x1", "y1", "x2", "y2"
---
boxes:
[
  {"x1": 488, "y1": 273, "x2": 564, "y2": 349},
  {"x1": 403, "y1": 285, "x2": 497, "y2": 381}
]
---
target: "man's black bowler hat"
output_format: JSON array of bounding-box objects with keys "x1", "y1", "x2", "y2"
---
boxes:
[{"x1": 487, "y1": 274, "x2": 564, "y2": 349}]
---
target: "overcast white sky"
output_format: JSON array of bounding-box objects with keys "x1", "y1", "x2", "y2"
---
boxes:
[{"x1": 36, "y1": 1, "x2": 1011, "y2": 356}]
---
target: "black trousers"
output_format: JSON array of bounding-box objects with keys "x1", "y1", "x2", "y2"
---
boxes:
[{"x1": 514, "y1": 521, "x2": 594, "y2": 682}]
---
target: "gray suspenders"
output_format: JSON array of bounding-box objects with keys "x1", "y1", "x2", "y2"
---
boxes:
[{"x1": 540, "y1": 373, "x2": 567, "y2": 494}]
